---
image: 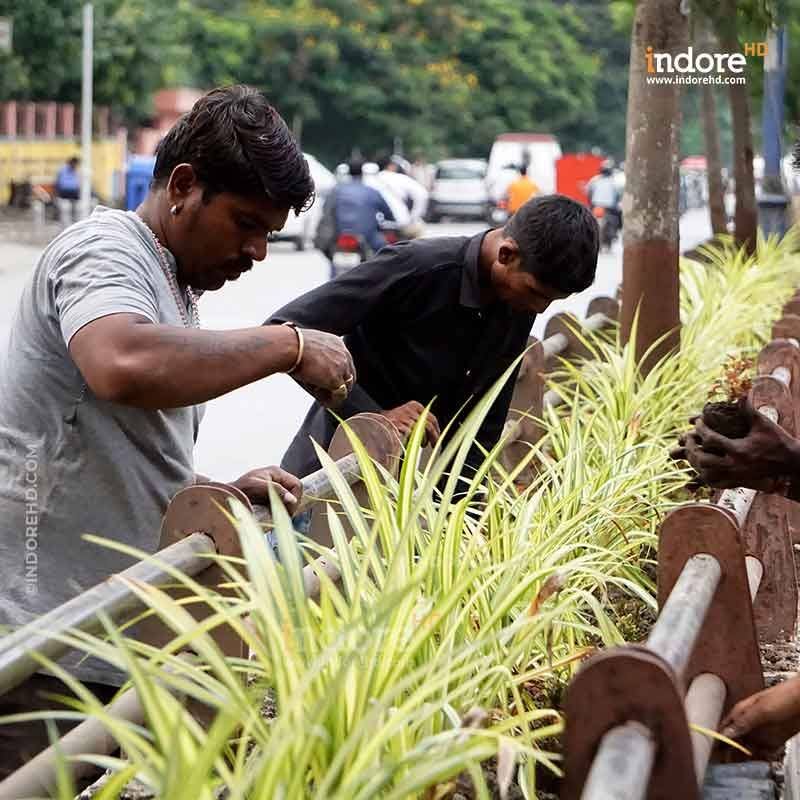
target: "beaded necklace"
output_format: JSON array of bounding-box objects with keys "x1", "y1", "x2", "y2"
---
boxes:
[{"x1": 139, "y1": 216, "x2": 200, "y2": 328}]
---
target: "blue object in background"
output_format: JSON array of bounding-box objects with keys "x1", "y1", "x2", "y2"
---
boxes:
[
  {"x1": 759, "y1": 27, "x2": 789, "y2": 238},
  {"x1": 762, "y1": 28, "x2": 787, "y2": 184},
  {"x1": 125, "y1": 156, "x2": 156, "y2": 211}
]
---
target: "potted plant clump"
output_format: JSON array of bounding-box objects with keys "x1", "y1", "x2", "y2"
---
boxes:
[
  {"x1": 683, "y1": 355, "x2": 754, "y2": 495},
  {"x1": 700, "y1": 354, "x2": 754, "y2": 449}
]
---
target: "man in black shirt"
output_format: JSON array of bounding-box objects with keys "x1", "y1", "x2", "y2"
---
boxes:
[{"x1": 270, "y1": 194, "x2": 599, "y2": 480}]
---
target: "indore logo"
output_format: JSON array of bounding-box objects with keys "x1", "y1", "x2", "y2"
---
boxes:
[{"x1": 645, "y1": 43, "x2": 766, "y2": 85}]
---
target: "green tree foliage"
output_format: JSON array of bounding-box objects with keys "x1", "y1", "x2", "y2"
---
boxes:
[
  {"x1": 0, "y1": 0, "x2": 183, "y2": 120},
  {"x1": 0, "y1": 0, "x2": 633, "y2": 162},
  {"x1": 177, "y1": 0, "x2": 628, "y2": 162}
]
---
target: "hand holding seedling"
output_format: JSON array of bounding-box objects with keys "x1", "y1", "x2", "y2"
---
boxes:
[
  {"x1": 381, "y1": 401, "x2": 441, "y2": 445},
  {"x1": 670, "y1": 397, "x2": 800, "y2": 492}
]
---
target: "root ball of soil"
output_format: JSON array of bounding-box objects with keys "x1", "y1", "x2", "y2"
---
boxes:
[{"x1": 702, "y1": 400, "x2": 751, "y2": 441}]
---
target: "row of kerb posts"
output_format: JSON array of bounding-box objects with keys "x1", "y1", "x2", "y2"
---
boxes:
[{"x1": 562, "y1": 294, "x2": 800, "y2": 800}]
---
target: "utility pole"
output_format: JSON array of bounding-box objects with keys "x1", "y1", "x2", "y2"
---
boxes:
[{"x1": 79, "y1": 2, "x2": 93, "y2": 221}]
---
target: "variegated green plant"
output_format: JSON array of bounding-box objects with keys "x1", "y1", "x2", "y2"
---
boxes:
[{"x1": 10, "y1": 229, "x2": 800, "y2": 799}]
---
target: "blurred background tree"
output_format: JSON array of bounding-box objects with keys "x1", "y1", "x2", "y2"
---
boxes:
[{"x1": 0, "y1": 0, "x2": 633, "y2": 163}]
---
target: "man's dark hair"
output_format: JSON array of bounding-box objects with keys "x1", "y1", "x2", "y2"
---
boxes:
[
  {"x1": 153, "y1": 85, "x2": 314, "y2": 214},
  {"x1": 348, "y1": 157, "x2": 364, "y2": 178},
  {"x1": 519, "y1": 164, "x2": 528, "y2": 176},
  {"x1": 68, "y1": 157, "x2": 79, "y2": 168},
  {"x1": 504, "y1": 194, "x2": 599, "y2": 294}
]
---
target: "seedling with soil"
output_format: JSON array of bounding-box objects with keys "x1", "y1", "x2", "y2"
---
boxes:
[{"x1": 701, "y1": 355, "x2": 754, "y2": 446}]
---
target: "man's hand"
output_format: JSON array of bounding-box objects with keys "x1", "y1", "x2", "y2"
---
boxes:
[
  {"x1": 290, "y1": 328, "x2": 356, "y2": 408},
  {"x1": 721, "y1": 678, "x2": 800, "y2": 757},
  {"x1": 231, "y1": 466, "x2": 303, "y2": 512},
  {"x1": 381, "y1": 401, "x2": 440, "y2": 445},
  {"x1": 669, "y1": 398, "x2": 800, "y2": 491}
]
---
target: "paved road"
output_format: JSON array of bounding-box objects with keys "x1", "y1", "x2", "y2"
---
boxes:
[{"x1": 0, "y1": 210, "x2": 710, "y2": 481}]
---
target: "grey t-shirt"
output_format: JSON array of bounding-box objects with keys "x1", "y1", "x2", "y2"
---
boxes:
[{"x1": 0, "y1": 207, "x2": 205, "y2": 684}]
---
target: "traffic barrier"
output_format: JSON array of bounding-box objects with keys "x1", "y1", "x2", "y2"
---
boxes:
[
  {"x1": 502, "y1": 295, "x2": 619, "y2": 479},
  {"x1": 562, "y1": 293, "x2": 800, "y2": 799},
  {"x1": 0, "y1": 412, "x2": 402, "y2": 798}
]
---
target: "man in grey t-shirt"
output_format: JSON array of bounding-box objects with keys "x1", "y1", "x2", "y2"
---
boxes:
[{"x1": 0, "y1": 86, "x2": 357, "y2": 778}]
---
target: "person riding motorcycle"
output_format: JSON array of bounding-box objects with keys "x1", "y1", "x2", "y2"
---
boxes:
[
  {"x1": 587, "y1": 160, "x2": 622, "y2": 242},
  {"x1": 316, "y1": 158, "x2": 395, "y2": 259},
  {"x1": 374, "y1": 155, "x2": 428, "y2": 238}
]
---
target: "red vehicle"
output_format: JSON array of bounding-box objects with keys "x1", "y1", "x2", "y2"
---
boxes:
[{"x1": 330, "y1": 223, "x2": 403, "y2": 279}]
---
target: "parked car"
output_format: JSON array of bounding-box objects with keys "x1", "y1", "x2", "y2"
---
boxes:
[
  {"x1": 426, "y1": 159, "x2": 489, "y2": 222},
  {"x1": 273, "y1": 153, "x2": 336, "y2": 250}
]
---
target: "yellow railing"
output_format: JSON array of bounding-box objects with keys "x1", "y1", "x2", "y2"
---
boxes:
[{"x1": 0, "y1": 139, "x2": 125, "y2": 204}]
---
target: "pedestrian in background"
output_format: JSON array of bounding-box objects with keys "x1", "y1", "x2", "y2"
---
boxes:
[
  {"x1": 506, "y1": 164, "x2": 539, "y2": 214},
  {"x1": 54, "y1": 155, "x2": 81, "y2": 225},
  {"x1": 54, "y1": 156, "x2": 80, "y2": 201}
]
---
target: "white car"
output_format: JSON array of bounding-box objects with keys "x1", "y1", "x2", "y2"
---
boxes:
[
  {"x1": 274, "y1": 153, "x2": 336, "y2": 250},
  {"x1": 426, "y1": 159, "x2": 489, "y2": 222}
]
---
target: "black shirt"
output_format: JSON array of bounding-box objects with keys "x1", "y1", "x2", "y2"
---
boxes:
[{"x1": 268, "y1": 233, "x2": 536, "y2": 478}]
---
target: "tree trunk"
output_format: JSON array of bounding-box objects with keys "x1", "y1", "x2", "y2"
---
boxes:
[
  {"x1": 620, "y1": 0, "x2": 688, "y2": 374},
  {"x1": 716, "y1": 3, "x2": 757, "y2": 251},
  {"x1": 696, "y1": 16, "x2": 727, "y2": 236},
  {"x1": 727, "y1": 78, "x2": 758, "y2": 251},
  {"x1": 701, "y1": 83, "x2": 728, "y2": 236}
]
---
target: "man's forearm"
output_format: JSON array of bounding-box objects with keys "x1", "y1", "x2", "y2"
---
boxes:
[{"x1": 104, "y1": 323, "x2": 298, "y2": 408}]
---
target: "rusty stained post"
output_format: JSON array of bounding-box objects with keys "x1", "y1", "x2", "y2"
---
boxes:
[
  {"x1": 738, "y1": 367, "x2": 799, "y2": 640},
  {"x1": 567, "y1": 507, "x2": 765, "y2": 800},
  {"x1": 563, "y1": 647, "x2": 699, "y2": 800},
  {"x1": 658, "y1": 504, "x2": 764, "y2": 714},
  {"x1": 500, "y1": 337, "x2": 545, "y2": 483},
  {"x1": 542, "y1": 299, "x2": 619, "y2": 370},
  {"x1": 760, "y1": 338, "x2": 800, "y2": 545},
  {"x1": 308, "y1": 413, "x2": 403, "y2": 548},
  {"x1": 774, "y1": 314, "x2": 800, "y2": 343},
  {"x1": 540, "y1": 300, "x2": 620, "y2": 411},
  {"x1": 500, "y1": 298, "x2": 619, "y2": 481},
  {"x1": 619, "y1": 0, "x2": 688, "y2": 374}
]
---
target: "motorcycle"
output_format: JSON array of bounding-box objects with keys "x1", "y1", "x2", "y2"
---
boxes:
[
  {"x1": 487, "y1": 197, "x2": 510, "y2": 226},
  {"x1": 329, "y1": 222, "x2": 402, "y2": 279},
  {"x1": 330, "y1": 231, "x2": 369, "y2": 278},
  {"x1": 593, "y1": 205, "x2": 620, "y2": 251}
]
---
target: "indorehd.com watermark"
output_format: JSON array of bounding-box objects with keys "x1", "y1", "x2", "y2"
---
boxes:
[
  {"x1": 645, "y1": 42, "x2": 767, "y2": 85},
  {"x1": 24, "y1": 443, "x2": 39, "y2": 594}
]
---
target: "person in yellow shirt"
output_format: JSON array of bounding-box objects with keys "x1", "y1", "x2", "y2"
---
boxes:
[{"x1": 507, "y1": 164, "x2": 539, "y2": 213}]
